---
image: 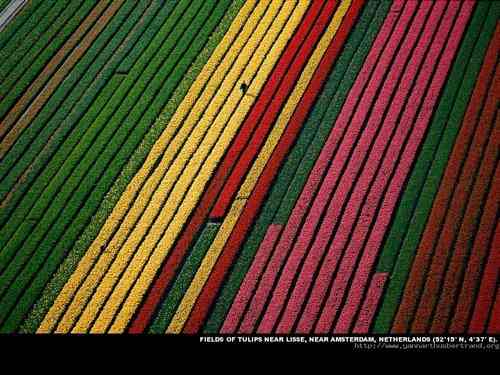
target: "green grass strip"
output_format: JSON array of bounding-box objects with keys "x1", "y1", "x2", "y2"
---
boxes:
[
  {"x1": 0, "y1": 0, "x2": 96, "y2": 119},
  {"x1": 149, "y1": 223, "x2": 221, "y2": 333},
  {"x1": 204, "y1": 0, "x2": 391, "y2": 333},
  {"x1": 373, "y1": 1, "x2": 499, "y2": 333},
  {"x1": 0, "y1": 0, "x2": 160, "y2": 223},
  {"x1": 14, "y1": 0, "x2": 241, "y2": 334},
  {"x1": 0, "y1": 0, "x2": 70, "y2": 86},
  {"x1": 0, "y1": 0, "x2": 198, "y2": 305}
]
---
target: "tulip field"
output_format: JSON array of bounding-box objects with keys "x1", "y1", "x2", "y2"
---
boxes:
[{"x1": 0, "y1": 0, "x2": 498, "y2": 335}]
